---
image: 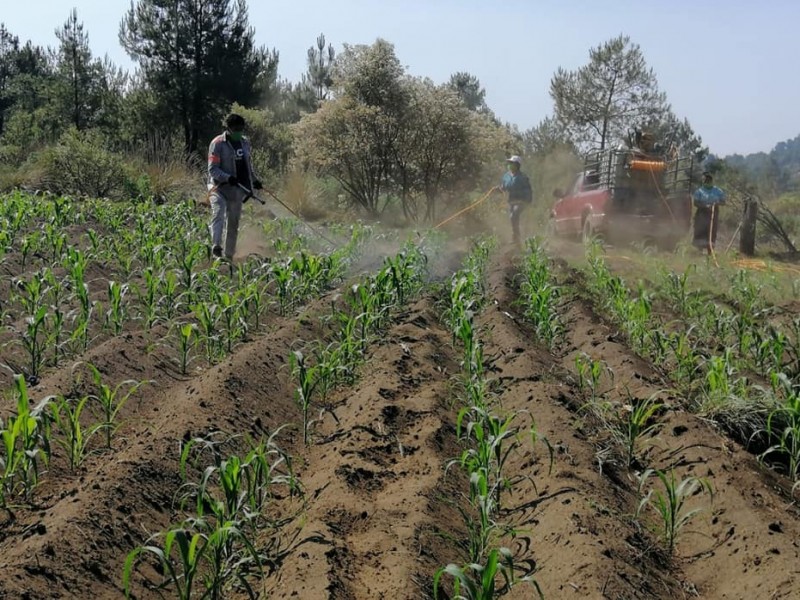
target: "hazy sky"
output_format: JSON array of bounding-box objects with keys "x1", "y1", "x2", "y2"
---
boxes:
[{"x1": 4, "y1": 1, "x2": 799, "y2": 155}]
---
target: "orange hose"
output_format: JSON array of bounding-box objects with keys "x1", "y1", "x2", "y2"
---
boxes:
[{"x1": 433, "y1": 188, "x2": 496, "y2": 230}]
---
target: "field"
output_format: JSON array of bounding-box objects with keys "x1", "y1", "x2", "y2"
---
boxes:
[{"x1": 1, "y1": 192, "x2": 799, "y2": 599}]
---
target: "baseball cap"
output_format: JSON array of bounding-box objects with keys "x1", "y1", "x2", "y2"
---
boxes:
[{"x1": 506, "y1": 155, "x2": 522, "y2": 164}]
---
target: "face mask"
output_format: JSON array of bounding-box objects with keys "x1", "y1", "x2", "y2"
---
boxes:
[{"x1": 229, "y1": 131, "x2": 243, "y2": 142}]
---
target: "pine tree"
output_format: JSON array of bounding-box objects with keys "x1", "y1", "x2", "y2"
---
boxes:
[{"x1": 120, "y1": 0, "x2": 277, "y2": 153}]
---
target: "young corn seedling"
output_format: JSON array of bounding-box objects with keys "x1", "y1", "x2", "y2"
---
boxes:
[
  {"x1": 622, "y1": 394, "x2": 664, "y2": 468},
  {"x1": 135, "y1": 267, "x2": 161, "y2": 330},
  {"x1": 636, "y1": 469, "x2": 713, "y2": 557},
  {"x1": 659, "y1": 265, "x2": 700, "y2": 317},
  {"x1": 176, "y1": 322, "x2": 198, "y2": 375},
  {"x1": 158, "y1": 269, "x2": 183, "y2": 323},
  {"x1": 104, "y1": 280, "x2": 129, "y2": 336},
  {"x1": 289, "y1": 350, "x2": 320, "y2": 445},
  {"x1": 87, "y1": 364, "x2": 147, "y2": 449},
  {"x1": 270, "y1": 259, "x2": 295, "y2": 316},
  {"x1": 177, "y1": 237, "x2": 204, "y2": 292},
  {"x1": 193, "y1": 302, "x2": 223, "y2": 363},
  {"x1": 574, "y1": 353, "x2": 613, "y2": 405},
  {"x1": 0, "y1": 376, "x2": 53, "y2": 507},
  {"x1": 19, "y1": 305, "x2": 49, "y2": 383},
  {"x1": 216, "y1": 290, "x2": 246, "y2": 354},
  {"x1": 51, "y1": 395, "x2": 102, "y2": 470},
  {"x1": 123, "y1": 526, "x2": 213, "y2": 600},
  {"x1": 519, "y1": 239, "x2": 563, "y2": 348},
  {"x1": 434, "y1": 546, "x2": 542, "y2": 600},
  {"x1": 43, "y1": 269, "x2": 70, "y2": 367}
]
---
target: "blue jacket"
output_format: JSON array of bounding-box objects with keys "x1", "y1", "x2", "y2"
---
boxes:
[
  {"x1": 693, "y1": 185, "x2": 725, "y2": 208},
  {"x1": 500, "y1": 172, "x2": 533, "y2": 204}
]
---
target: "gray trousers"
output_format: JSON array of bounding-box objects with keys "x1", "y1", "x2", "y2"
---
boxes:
[
  {"x1": 509, "y1": 202, "x2": 526, "y2": 243},
  {"x1": 209, "y1": 186, "x2": 245, "y2": 259}
]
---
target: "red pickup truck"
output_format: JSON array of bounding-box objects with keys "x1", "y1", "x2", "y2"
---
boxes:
[{"x1": 549, "y1": 144, "x2": 694, "y2": 249}]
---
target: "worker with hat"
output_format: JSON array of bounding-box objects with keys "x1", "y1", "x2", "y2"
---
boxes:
[
  {"x1": 692, "y1": 171, "x2": 726, "y2": 254},
  {"x1": 496, "y1": 155, "x2": 533, "y2": 245},
  {"x1": 207, "y1": 112, "x2": 264, "y2": 261}
]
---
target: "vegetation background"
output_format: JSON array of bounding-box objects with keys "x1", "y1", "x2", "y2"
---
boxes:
[{"x1": 0, "y1": 1, "x2": 797, "y2": 249}]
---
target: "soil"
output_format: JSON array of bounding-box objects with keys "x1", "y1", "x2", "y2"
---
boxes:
[{"x1": 1, "y1": 236, "x2": 799, "y2": 600}]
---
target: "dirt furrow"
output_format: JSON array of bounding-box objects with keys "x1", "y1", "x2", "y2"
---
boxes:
[
  {"x1": 472, "y1": 256, "x2": 683, "y2": 599},
  {"x1": 264, "y1": 297, "x2": 460, "y2": 599},
  {"x1": 0, "y1": 295, "x2": 331, "y2": 599},
  {"x1": 551, "y1": 261, "x2": 800, "y2": 598}
]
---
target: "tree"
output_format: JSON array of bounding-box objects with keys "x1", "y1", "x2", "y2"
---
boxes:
[
  {"x1": 306, "y1": 33, "x2": 335, "y2": 102},
  {"x1": 333, "y1": 39, "x2": 408, "y2": 116},
  {"x1": 293, "y1": 98, "x2": 396, "y2": 215},
  {"x1": 120, "y1": 0, "x2": 277, "y2": 153},
  {"x1": 0, "y1": 24, "x2": 19, "y2": 136},
  {"x1": 392, "y1": 79, "x2": 482, "y2": 221},
  {"x1": 447, "y1": 71, "x2": 488, "y2": 114},
  {"x1": 523, "y1": 116, "x2": 575, "y2": 156},
  {"x1": 53, "y1": 9, "x2": 95, "y2": 130},
  {"x1": 550, "y1": 35, "x2": 668, "y2": 151},
  {"x1": 293, "y1": 39, "x2": 409, "y2": 215}
]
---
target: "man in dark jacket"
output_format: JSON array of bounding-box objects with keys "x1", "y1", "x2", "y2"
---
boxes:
[
  {"x1": 497, "y1": 155, "x2": 533, "y2": 245},
  {"x1": 207, "y1": 113, "x2": 263, "y2": 260}
]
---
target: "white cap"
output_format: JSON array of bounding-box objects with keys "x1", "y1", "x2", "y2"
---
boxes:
[{"x1": 506, "y1": 155, "x2": 522, "y2": 164}]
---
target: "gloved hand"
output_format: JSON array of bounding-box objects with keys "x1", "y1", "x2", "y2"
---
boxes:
[
  {"x1": 227, "y1": 175, "x2": 239, "y2": 187},
  {"x1": 253, "y1": 179, "x2": 263, "y2": 190}
]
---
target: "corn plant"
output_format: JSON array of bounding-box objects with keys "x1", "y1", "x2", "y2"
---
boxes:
[
  {"x1": 699, "y1": 348, "x2": 738, "y2": 414},
  {"x1": 289, "y1": 350, "x2": 319, "y2": 445},
  {"x1": 50, "y1": 395, "x2": 101, "y2": 470},
  {"x1": 659, "y1": 266, "x2": 701, "y2": 317},
  {"x1": 177, "y1": 237, "x2": 204, "y2": 292},
  {"x1": 123, "y1": 521, "x2": 262, "y2": 600},
  {"x1": 433, "y1": 546, "x2": 542, "y2": 600},
  {"x1": 176, "y1": 322, "x2": 198, "y2": 375},
  {"x1": 216, "y1": 290, "x2": 246, "y2": 354},
  {"x1": 193, "y1": 302, "x2": 223, "y2": 363},
  {"x1": 43, "y1": 268, "x2": 70, "y2": 367},
  {"x1": 104, "y1": 280, "x2": 129, "y2": 336},
  {"x1": 760, "y1": 372, "x2": 800, "y2": 488},
  {"x1": 87, "y1": 364, "x2": 147, "y2": 449},
  {"x1": 270, "y1": 259, "x2": 295, "y2": 315},
  {"x1": 636, "y1": 469, "x2": 713, "y2": 556},
  {"x1": 135, "y1": 268, "x2": 161, "y2": 330},
  {"x1": 65, "y1": 248, "x2": 94, "y2": 352},
  {"x1": 159, "y1": 270, "x2": 183, "y2": 322},
  {"x1": 668, "y1": 330, "x2": 701, "y2": 392},
  {"x1": 43, "y1": 224, "x2": 67, "y2": 264},
  {"x1": 519, "y1": 238, "x2": 563, "y2": 348},
  {"x1": 574, "y1": 353, "x2": 613, "y2": 404},
  {"x1": 179, "y1": 429, "x2": 300, "y2": 524},
  {"x1": 622, "y1": 394, "x2": 664, "y2": 468},
  {"x1": 0, "y1": 377, "x2": 53, "y2": 507}
]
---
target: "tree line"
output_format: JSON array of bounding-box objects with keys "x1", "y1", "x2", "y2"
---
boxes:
[{"x1": 0, "y1": 3, "x2": 723, "y2": 221}]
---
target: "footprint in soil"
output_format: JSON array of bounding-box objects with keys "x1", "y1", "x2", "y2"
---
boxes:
[{"x1": 335, "y1": 465, "x2": 391, "y2": 492}]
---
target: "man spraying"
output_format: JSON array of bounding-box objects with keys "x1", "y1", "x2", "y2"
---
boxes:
[
  {"x1": 496, "y1": 155, "x2": 533, "y2": 245},
  {"x1": 692, "y1": 172, "x2": 725, "y2": 255},
  {"x1": 207, "y1": 113, "x2": 263, "y2": 260}
]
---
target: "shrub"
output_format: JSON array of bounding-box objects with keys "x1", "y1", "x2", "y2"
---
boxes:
[{"x1": 37, "y1": 128, "x2": 127, "y2": 198}]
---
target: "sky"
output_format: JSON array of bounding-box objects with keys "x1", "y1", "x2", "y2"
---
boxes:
[{"x1": 4, "y1": 0, "x2": 799, "y2": 156}]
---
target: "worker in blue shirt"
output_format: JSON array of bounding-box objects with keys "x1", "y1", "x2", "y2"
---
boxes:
[
  {"x1": 495, "y1": 155, "x2": 533, "y2": 245},
  {"x1": 692, "y1": 172, "x2": 726, "y2": 254}
]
